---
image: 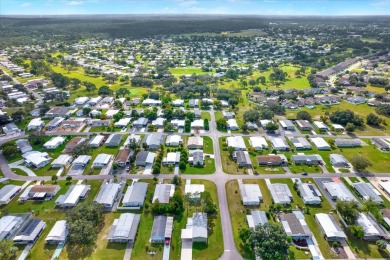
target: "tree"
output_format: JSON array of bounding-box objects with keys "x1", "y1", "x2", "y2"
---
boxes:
[
  {"x1": 2, "y1": 144, "x2": 18, "y2": 159},
  {"x1": 204, "y1": 119, "x2": 209, "y2": 131},
  {"x1": 66, "y1": 176, "x2": 73, "y2": 183},
  {"x1": 67, "y1": 201, "x2": 104, "y2": 245},
  {"x1": 345, "y1": 122, "x2": 356, "y2": 133},
  {"x1": 265, "y1": 122, "x2": 279, "y2": 132},
  {"x1": 200, "y1": 191, "x2": 217, "y2": 214},
  {"x1": 241, "y1": 124, "x2": 249, "y2": 133},
  {"x1": 366, "y1": 113, "x2": 381, "y2": 126},
  {"x1": 329, "y1": 110, "x2": 364, "y2": 127},
  {"x1": 243, "y1": 110, "x2": 260, "y2": 122},
  {"x1": 0, "y1": 115, "x2": 11, "y2": 125},
  {"x1": 350, "y1": 225, "x2": 364, "y2": 239},
  {"x1": 0, "y1": 239, "x2": 17, "y2": 259},
  {"x1": 179, "y1": 161, "x2": 186, "y2": 170},
  {"x1": 98, "y1": 85, "x2": 113, "y2": 96},
  {"x1": 51, "y1": 175, "x2": 58, "y2": 184},
  {"x1": 11, "y1": 110, "x2": 25, "y2": 122},
  {"x1": 84, "y1": 81, "x2": 97, "y2": 93},
  {"x1": 172, "y1": 176, "x2": 182, "y2": 186},
  {"x1": 362, "y1": 199, "x2": 382, "y2": 221},
  {"x1": 351, "y1": 155, "x2": 372, "y2": 172},
  {"x1": 296, "y1": 111, "x2": 312, "y2": 122},
  {"x1": 228, "y1": 98, "x2": 239, "y2": 108},
  {"x1": 116, "y1": 88, "x2": 130, "y2": 97},
  {"x1": 247, "y1": 223, "x2": 289, "y2": 260},
  {"x1": 216, "y1": 117, "x2": 228, "y2": 130},
  {"x1": 376, "y1": 240, "x2": 388, "y2": 250},
  {"x1": 28, "y1": 130, "x2": 45, "y2": 145},
  {"x1": 336, "y1": 200, "x2": 360, "y2": 224}
]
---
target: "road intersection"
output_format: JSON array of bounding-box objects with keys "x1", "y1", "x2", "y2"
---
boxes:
[{"x1": 1, "y1": 110, "x2": 390, "y2": 260}]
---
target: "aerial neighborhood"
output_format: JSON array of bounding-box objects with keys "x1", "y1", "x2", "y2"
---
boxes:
[{"x1": 1, "y1": 11, "x2": 390, "y2": 260}]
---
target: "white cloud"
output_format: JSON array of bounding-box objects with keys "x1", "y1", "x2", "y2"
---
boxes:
[
  {"x1": 66, "y1": 0, "x2": 85, "y2": 5},
  {"x1": 21, "y1": 2, "x2": 32, "y2": 8}
]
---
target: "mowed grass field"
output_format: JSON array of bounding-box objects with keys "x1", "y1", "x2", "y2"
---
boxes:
[
  {"x1": 169, "y1": 67, "x2": 213, "y2": 76},
  {"x1": 51, "y1": 65, "x2": 148, "y2": 102},
  {"x1": 286, "y1": 101, "x2": 390, "y2": 135}
]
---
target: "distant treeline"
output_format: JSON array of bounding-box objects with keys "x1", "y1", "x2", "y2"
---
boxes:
[{"x1": 2, "y1": 15, "x2": 390, "y2": 45}]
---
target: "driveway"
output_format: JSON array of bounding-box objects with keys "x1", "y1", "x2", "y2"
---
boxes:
[
  {"x1": 174, "y1": 164, "x2": 179, "y2": 175},
  {"x1": 143, "y1": 164, "x2": 152, "y2": 175},
  {"x1": 10, "y1": 165, "x2": 37, "y2": 177}
]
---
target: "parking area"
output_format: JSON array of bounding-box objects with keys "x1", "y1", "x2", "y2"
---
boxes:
[
  {"x1": 314, "y1": 177, "x2": 337, "y2": 208},
  {"x1": 67, "y1": 165, "x2": 85, "y2": 176}
]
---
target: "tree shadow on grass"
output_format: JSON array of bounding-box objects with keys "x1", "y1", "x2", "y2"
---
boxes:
[{"x1": 66, "y1": 243, "x2": 95, "y2": 260}]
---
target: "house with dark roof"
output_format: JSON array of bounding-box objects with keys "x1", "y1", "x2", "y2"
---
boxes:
[
  {"x1": 151, "y1": 216, "x2": 173, "y2": 243},
  {"x1": 115, "y1": 148, "x2": 134, "y2": 167},
  {"x1": 105, "y1": 134, "x2": 122, "y2": 147},
  {"x1": 13, "y1": 218, "x2": 46, "y2": 244},
  {"x1": 122, "y1": 182, "x2": 148, "y2": 207}
]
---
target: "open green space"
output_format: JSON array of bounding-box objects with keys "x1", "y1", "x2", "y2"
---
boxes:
[
  {"x1": 169, "y1": 67, "x2": 213, "y2": 76},
  {"x1": 203, "y1": 136, "x2": 214, "y2": 154},
  {"x1": 181, "y1": 158, "x2": 216, "y2": 174}
]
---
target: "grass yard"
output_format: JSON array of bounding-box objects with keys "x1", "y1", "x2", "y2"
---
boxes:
[
  {"x1": 203, "y1": 136, "x2": 214, "y2": 154},
  {"x1": 181, "y1": 158, "x2": 215, "y2": 174},
  {"x1": 286, "y1": 101, "x2": 390, "y2": 135},
  {"x1": 131, "y1": 179, "x2": 164, "y2": 260},
  {"x1": 269, "y1": 178, "x2": 339, "y2": 259},
  {"x1": 219, "y1": 137, "x2": 246, "y2": 175},
  {"x1": 51, "y1": 65, "x2": 148, "y2": 103},
  {"x1": 169, "y1": 67, "x2": 212, "y2": 76},
  {"x1": 201, "y1": 111, "x2": 211, "y2": 121},
  {"x1": 170, "y1": 180, "x2": 223, "y2": 260},
  {"x1": 336, "y1": 140, "x2": 390, "y2": 173}
]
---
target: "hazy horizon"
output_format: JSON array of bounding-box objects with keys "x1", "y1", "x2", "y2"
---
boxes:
[{"x1": 1, "y1": 0, "x2": 390, "y2": 16}]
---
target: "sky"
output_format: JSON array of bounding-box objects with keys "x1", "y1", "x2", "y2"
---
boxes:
[{"x1": 1, "y1": 0, "x2": 390, "y2": 16}]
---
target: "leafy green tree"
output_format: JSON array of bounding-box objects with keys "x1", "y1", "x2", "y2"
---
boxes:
[
  {"x1": 265, "y1": 122, "x2": 279, "y2": 132},
  {"x1": 248, "y1": 223, "x2": 289, "y2": 260},
  {"x1": 28, "y1": 130, "x2": 45, "y2": 145},
  {"x1": 216, "y1": 117, "x2": 228, "y2": 130},
  {"x1": 66, "y1": 176, "x2": 73, "y2": 183},
  {"x1": 366, "y1": 113, "x2": 381, "y2": 126},
  {"x1": 350, "y1": 225, "x2": 364, "y2": 239},
  {"x1": 243, "y1": 110, "x2": 260, "y2": 122},
  {"x1": 67, "y1": 202, "x2": 104, "y2": 245},
  {"x1": 376, "y1": 239, "x2": 388, "y2": 250},
  {"x1": 2, "y1": 145, "x2": 18, "y2": 159},
  {"x1": 201, "y1": 191, "x2": 217, "y2": 214},
  {"x1": 351, "y1": 155, "x2": 372, "y2": 172},
  {"x1": 0, "y1": 240, "x2": 17, "y2": 259},
  {"x1": 336, "y1": 200, "x2": 360, "y2": 224},
  {"x1": 345, "y1": 122, "x2": 356, "y2": 133},
  {"x1": 296, "y1": 111, "x2": 312, "y2": 122},
  {"x1": 51, "y1": 175, "x2": 58, "y2": 183}
]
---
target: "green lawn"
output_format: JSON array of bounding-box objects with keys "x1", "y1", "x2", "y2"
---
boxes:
[
  {"x1": 337, "y1": 140, "x2": 390, "y2": 173},
  {"x1": 170, "y1": 180, "x2": 223, "y2": 260},
  {"x1": 201, "y1": 111, "x2": 211, "y2": 121},
  {"x1": 51, "y1": 65, "x2": 148, "y2": 103},
  {"x1": 286, "y1": 101, "x2": 390, "y2": 136},
  {"x1": 131, "y1": 179, "x2": 164, "y2": 260},
  {"x1": 181, "y1": 158, "x2": 215, "y2": 174},
  {"x1": 219, "y1": 137, "x2": 247, "y2": 175},
  {"x1": 203, "y1": 136, "x2": 214, "y2": 155},
  {"x1": 169, "y1": 67, "x2": 212, "y2": 75}
]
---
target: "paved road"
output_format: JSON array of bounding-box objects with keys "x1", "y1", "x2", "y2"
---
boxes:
[
  {"x1": 2, "y1": 110, "x2": 390, "y2": 260},
  {"x1": 2, "y1": 69, "x2": 43, "y2": 107}
]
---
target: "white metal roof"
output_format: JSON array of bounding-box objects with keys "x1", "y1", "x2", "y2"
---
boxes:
[
  {"x1": 45, "y1": 220, "x2": 67, "y2": 242},
  {"x1": 315, "y1": 213, "x2": 346, "y2": 239},
  {"x1": 226, "y1": 136, "x2": 246, "y2": 150},
  {"x1": 249, "y1": 136, "x2": 268, "y2": 148}
]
